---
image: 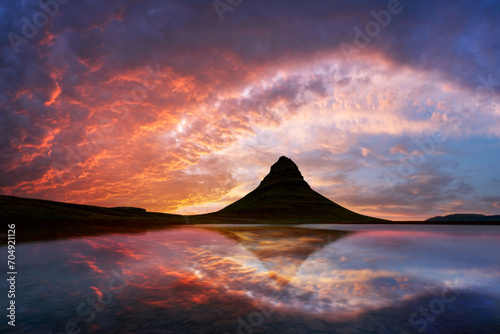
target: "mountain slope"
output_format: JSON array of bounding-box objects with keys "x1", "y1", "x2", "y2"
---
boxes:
[
  {"x1": 209, "y1": 156, "x2": 379, "y2": 221},
  {"x1": 0, "y1": 194, "x2": 183, "y2": 222},
  {"x1": 426, "y1": 214, "x2": 500, "y2": 222},
  {"x1": 1, "y1": 156, "x2": 382, "y2": 224}
]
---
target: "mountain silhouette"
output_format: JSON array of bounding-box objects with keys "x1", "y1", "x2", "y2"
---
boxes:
[
  {"x1": 1, "y1": 156, "x2": 380, "y2": 224},
  {"x1": 210, "y1": 156, "x2": 378, "y2": 221},
  {"x1": 426, "y1": 214, "x2": 500, "y2": 222}
]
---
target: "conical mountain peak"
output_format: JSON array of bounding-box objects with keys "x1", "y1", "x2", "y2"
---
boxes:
[
  {"x1": 259, "y1": 156, "x2": 309, "y2": 189},
  {"x1": 214, "y1": 156, "x2": 378, "y2": 221},
  {"x1": 276, "y1": 156, "x2": 296, "y2": 166}
]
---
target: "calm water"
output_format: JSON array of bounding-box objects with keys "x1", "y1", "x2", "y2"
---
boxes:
[{"x1": 2, "y1": 224, "x2": 500, "y2": 334}]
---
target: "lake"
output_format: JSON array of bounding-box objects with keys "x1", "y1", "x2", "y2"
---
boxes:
[{"x1": 2, "y1": 224, "x2": 500, "y2": 333}]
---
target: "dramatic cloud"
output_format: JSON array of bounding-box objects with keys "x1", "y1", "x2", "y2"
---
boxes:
[{"x1": 1, "y1": 0, "x2": 499, "y2": 219}]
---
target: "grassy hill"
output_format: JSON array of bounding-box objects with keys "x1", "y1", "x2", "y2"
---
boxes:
[{"x1": 0, "y1": 194, "x2": 184, "y2": 223}]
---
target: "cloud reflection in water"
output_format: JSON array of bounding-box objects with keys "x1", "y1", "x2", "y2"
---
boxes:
[{"x1": 5, "y1": 226, "x2": 500, "y2": 333}]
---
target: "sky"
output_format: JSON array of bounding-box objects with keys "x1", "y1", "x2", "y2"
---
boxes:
[{"x1": 1, "y1": 0, "x2": 499, "y2": 220}]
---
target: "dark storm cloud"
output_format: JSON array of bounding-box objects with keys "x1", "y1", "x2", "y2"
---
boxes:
[{"x1": 5, "y1": 0, "x2": 499, "y2": 86}]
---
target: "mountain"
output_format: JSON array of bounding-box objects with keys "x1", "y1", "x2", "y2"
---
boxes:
[
  {"x1": 1, "y1": 156, "x2": 380, "y2": 224},
  {"x1": 0, "y1": 194, "x2": 183, "y2": 223},
  {"x1": 426, "y1": 214, "x2": 500, "y2": 222},
  {"x1": 207, "y1": 156, "x2": 379, "y2": 222}
]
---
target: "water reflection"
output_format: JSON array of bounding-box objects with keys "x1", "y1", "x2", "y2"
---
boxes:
[{"x1": 2, "y1": 225, "x2": 500, "y2": 333}]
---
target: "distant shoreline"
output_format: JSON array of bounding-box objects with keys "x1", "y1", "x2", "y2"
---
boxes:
[{"x1": 7, "y1": 218, "x2": 500, "y2": 225}]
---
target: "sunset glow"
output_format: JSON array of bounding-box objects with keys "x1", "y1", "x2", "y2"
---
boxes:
[{"x1": 1, "y1": 0, "x2": 499, "y2": 220}]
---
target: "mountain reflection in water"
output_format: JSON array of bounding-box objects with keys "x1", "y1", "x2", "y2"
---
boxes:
[{"x1": 3, "y1": 225, "x2": 500, "y2": 334}]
